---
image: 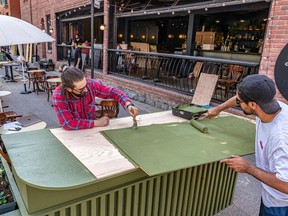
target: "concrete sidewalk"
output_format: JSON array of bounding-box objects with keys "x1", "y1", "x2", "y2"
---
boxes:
[{"x1": 0, "y1": 66, "x2": 261, "y2": 215}]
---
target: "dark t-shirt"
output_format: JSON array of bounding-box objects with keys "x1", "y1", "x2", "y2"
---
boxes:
[{"x1": 74, "y1": 47, "x2": 82, "y2": 69}]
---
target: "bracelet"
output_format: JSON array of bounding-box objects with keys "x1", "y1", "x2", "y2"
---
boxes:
[{"x1": 127, "y1": 103, "x2": 134, "y2": 108}]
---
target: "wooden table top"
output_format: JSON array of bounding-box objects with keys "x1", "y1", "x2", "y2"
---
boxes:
[
  {"x1": 27, "y1": 69, "x2": 46, "y2": 73},
  {"x1": 47, "y1": 77, "x2": 61, "y2": 83}
]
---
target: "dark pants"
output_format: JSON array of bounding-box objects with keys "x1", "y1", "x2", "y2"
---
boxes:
[{"x1": 259, "y1": 199, "x2": 288, "y2": 216}]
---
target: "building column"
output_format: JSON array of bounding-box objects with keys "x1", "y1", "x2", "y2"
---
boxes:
[{"x1": 102, "y1": 0, "x2": 109, "y2": 76}]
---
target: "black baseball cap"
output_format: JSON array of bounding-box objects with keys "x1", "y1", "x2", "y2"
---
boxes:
[{"x1": 237, "y1": 74, "x2": 280, "y2": 114}]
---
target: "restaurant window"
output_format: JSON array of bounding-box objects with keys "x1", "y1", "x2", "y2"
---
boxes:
[{"x1": 1, "y1": 0, "x2": 8, "y2": 7}]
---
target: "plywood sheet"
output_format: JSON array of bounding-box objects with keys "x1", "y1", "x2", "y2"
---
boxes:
[
  {"x1": 50, "y1": 130, "x2": 136, "y2": 179},
  {"x1": 192, "y1": 73, "x2": 218, "y2": 105},
  {"x1": 102, "y1": 116, "x2": 255, "y2": 176},
  {"x1": 50, "y1": 111, "x2": 187, "y2": 179}
]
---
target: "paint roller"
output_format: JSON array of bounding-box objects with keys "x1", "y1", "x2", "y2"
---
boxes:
[{"x1": 189, "y1": 119, "x2": 208, "y2": 133}]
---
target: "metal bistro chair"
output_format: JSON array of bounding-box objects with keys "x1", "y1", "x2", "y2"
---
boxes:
[{"x1": 95, "y1": 100, "x2": 119, "y2": 119}]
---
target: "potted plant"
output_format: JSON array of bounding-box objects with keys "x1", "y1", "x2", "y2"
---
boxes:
[{"x1": 0, "y1": 165, "x2": 17, "y2": 214}]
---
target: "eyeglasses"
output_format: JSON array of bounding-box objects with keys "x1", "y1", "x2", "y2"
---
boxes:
[
  {"x1": 235, "y1": 97, "x2": 244, "y2": 105},
  {"x1": 73, "y1": 84, "x2": 87, "y2": 93}
]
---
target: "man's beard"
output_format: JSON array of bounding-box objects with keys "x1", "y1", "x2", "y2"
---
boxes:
[{"x1": 243, "y1": 107, "x2": 256, "y2": 116}]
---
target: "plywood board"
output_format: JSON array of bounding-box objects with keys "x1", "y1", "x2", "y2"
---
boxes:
[
  {"x1": 50, "y1": 129, "x2": 136, "y2": 179},
  {"x1": 102, "y1": 116, "x2": 255, "y2": 176},
  {"x1": 192, "y1": 73, "x2": 218, "y2": 105},
  {"x1": 50, "y1": 112, "x2": 187, "y2": 179}
]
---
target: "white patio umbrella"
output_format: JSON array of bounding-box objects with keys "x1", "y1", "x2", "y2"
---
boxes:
[
  {"x1": 0, "y1": 15, "x2": 55, "y2": 94},
  {"x1": 0, "y1": 15, "x2": 55, "y2": 46}
]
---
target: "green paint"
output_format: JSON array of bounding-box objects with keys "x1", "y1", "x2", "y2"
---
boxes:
[
  {"x1": 177, "y1": 104, "x2": 208, "y2": 113},
  {"x1": 102, "y1": 116, "x2": 255, "y2": 176},
  {"x1": 2, "y1": 129, "x2": 96, "y2": 188}
]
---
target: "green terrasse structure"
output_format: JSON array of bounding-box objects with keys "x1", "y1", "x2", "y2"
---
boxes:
[{"x1": 1, "y1": 111, "x2": 255, "y2": 216}]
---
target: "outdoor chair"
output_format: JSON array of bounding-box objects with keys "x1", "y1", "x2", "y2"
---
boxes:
[
  {"x1": 0, "y1": 111, "x2": 22, "y2": 124},
  {"x1": 27, "y1": 66, "x2": 39, "y2": 89},
  {"x1": 95, "y1": 100, "x2": 119, "y2": 119},
  {"x1": 32, "y1": 71, "x2": 46, "y2": 94},
  {"x1": 216, "y1": 65, "x2": 245, "y2": 100},
  {"x1": 46, "y1": 75, "x2": 61, "y2": 102},
  {"x1": 188, "y1": 61, "x2": 203, "y2": 89}
]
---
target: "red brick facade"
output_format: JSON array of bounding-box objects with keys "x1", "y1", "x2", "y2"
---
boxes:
[
  {"x1": 259, "y1": 0, "x2": 288, "y2": 102},
  {"x1": 20, "y1": 0, "x2": 89, "y2": 61},
  {"x1": 0, "y1": 0, "x2": 21, "y2": 18},
  {"x1": 19, "y1": 0, "x2": 288, "y2": 104}
]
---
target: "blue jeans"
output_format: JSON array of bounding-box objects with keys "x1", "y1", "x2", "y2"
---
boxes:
[{"x1": 259, "y1": 199, "x2": 288, "y2": 216}]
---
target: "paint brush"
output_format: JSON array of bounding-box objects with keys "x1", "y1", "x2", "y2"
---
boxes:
[{"x1": 130, "y1": 108, "x2": 138, "y2": 130}]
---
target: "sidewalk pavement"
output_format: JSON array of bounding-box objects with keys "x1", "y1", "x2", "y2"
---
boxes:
[{"x1": 0, "y1": 66, "x2": 261, "y2": 215}]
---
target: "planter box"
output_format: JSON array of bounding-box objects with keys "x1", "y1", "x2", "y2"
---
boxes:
[
  {"x1": 0, "y1": 190, "x2": 17, "y2": 215},
  {"x1": 0, "y1": 165, "x2": 17, "y2": 214}
]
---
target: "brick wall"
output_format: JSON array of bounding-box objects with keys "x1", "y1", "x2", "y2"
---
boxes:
[
  {"x1": 20, "y1": 0, "x2": 89, "y2": 61},
  {"x1": 20, "y1": 0, "x2": 288, "y2": 106},
  {"x1": 0, "y1": 0, "x2": 20, "y2": 17},
  {"x1": 259, "y1": 0, "x2": 288, "y2": 102},
  {"x1": 9, "y1": 0, "x2": 21, "y2": 18}
]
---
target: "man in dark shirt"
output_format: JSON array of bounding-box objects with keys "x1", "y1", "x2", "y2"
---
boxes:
[
  {"x1": 1, "y1": 48, "x2": 13, "y2": 61},
  {"x1": 72, "y1": 40, "x2": 82, "y2": 70}
]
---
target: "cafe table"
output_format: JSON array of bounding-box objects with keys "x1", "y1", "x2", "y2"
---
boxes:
[
  {"x1": 46, "y1": 77, "x2": 61, "y2": 83},
  {"x1": 0, "y1": 90, "x2": 11, "y2": 112},
  {"x1": 3, "y1": 61, "x2": 19, "y2": 82},
  {"x1": 1, "y1": 111, "x2": 255, "y2": 216}
]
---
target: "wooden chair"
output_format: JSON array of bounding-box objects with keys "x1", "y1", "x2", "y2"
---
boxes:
[
  {"x1": 46, "y1": 76, "x2": 61, "y2": 102},
  {"x1": 216, "y1": 65, "x2": 245, "y2": 99},
  {"x1": 188, "y1": 61, "x2": 203, "y2": 89},
  {"x1": 0, "y1": 111, "x2": 22, "y2": 124},
  {"x1": 32, "y1": 71, "x2": 46, "y2": 94},
  {"x1": 95, "y1": 100, "x2": 119, "y2": 119},
  {"x1": 27, "y1": 67, "x2": 39, "y2": 89}
]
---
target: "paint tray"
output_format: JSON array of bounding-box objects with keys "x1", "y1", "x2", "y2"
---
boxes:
[{"x1": 172, "y1": 73, "x2": 218, "y2": 120}]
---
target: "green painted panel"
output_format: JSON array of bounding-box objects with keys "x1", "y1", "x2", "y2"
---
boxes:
[
  {"x1": 102, "y1": 116, "x2": 255, "y2": 176},
  {"x1": 2, "y1": 129, "x2": 96, "y2": 188}
]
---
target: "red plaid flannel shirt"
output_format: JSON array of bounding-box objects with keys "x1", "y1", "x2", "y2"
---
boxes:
[{"x1": 52, "y1": 78, "x2": 130, "y2": 130}]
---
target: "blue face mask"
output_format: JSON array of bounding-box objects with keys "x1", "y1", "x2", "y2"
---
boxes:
[{"x1": 71, "y1": 91, "x2": 87, "y2": 98}]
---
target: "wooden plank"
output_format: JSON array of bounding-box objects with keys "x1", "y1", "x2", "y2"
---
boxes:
[{"x1": 50, "y1": 111, "x2": 187, "y2": 179}]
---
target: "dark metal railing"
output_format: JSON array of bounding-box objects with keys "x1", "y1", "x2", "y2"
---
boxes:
[
  {"x1": 56, "y1": 45, "x2": 259, "y2": 102},
  {"x1": 108, "y1": 49, "x2": 259, "y2": 101}
]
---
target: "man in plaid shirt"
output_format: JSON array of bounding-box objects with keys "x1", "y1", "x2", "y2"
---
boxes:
[{"x1": 52, "y1": 67, "x2": 138, "y2": 130}]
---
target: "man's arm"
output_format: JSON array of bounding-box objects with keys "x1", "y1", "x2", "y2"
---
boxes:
[
  {"x1": 52, "y1": 91, "x2": 94, "y2": 130},
  {"x1": 76, "y1": 57, "x2": 81, "y2": 68},
  {"x1": 205, "y1": 95, "x2": 237, "y2": 119},
  {"x1": 221, "y1": 156, "x2": 288, "y2": 194}
]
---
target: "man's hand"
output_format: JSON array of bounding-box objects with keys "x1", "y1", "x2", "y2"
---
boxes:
[
  {"x1": 94, "y1": 116, "x2": 110, "y2": 127},
  {"x1": 128, "y1": 106, "x2": 139, "y2": 118},
  {"x1": 204, "y1": 107, "x2": 221, "y2": 119},
  {"x1": 220, "y1": 155, "x2": 254, "y2": 173}
]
